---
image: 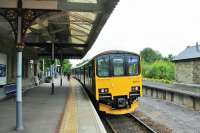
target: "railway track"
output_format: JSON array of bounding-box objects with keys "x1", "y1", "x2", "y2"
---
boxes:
[
  {"x1": 127, "y1": 113, "x2": 157, "y2": 133},
  {"x1": 102, "y1": 113, "x2": 157, "y2": 133}
]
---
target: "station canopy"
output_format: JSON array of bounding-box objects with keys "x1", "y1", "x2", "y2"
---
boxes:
[{"x1": 0, "y1": 0, "x2": 119, "y2": 59}]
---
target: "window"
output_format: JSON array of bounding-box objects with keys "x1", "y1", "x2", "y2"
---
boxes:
[
  {"x1": 89, "y1": 65, "x2": 92, "y2": 78},
  {"x1": 112, "y1": 56, "x2": 124, "y2": 76},
  {"x1": 97, "y1": 56, "x2": 109, "y2": 77},
  {"x1": 127, "y1": 55, "x2": 139, "y2": 76}
]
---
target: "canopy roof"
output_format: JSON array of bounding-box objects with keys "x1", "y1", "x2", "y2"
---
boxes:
[{"x1": 0, "y1": 0, "x2": 119, "y2": 59}]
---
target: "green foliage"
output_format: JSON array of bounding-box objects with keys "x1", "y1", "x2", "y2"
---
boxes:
[
  {"x1": 140, "y1": 48, "x2": 163, "y2": 63},
  {"x1": 45, "y1": 76, "x2": 52, "y2": 83},
  {"x1": 143, "y1": 78, "x2": 173, "y2": 84},
  {"x1": 167, "y1": 54, "x2": 174, "y2": 61},
  {"x1": 142, "y1": 60, "x2": 175, "y2": 81},
  {"x1": 63, "y1": 59, "x2": 72, "y2": 74},
  {"x1": 44, "y1": 58, "x2": 52, "y2": 71},
  {"x1": 163, "y1": 54, "x2": 174, "y2": 61},
  {"x1": 141, "y1": 47, "x2": 175, "y2": 81}
]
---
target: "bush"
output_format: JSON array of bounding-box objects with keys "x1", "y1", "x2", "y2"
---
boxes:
[
  {"x1": 45, "y1": 76, "x2": 52, "y2": 83},
  {"x1": 142, "y1": 60, "x2": 175, "y2": 81}
]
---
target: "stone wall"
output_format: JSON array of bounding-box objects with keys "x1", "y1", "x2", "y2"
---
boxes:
[
  {"x1": 176, "y1": 60, "x2": 200, "y2": 84},
  {"x1": 175, "y1": 61, "x2": 193, "y2": 84},
  {"x1": 193, "y1": 60, "x2": 200, "y2": 84}
]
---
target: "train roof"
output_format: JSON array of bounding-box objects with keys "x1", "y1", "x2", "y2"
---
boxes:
[
  {"x1": 72, "y1": 50, "x2": 140, "y2": 69},
  {"x1": 92, "y1": 50, "x2": 140, "y2": 59}
]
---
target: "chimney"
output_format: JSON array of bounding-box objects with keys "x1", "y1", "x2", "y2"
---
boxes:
[{"x1": 196, "y1": 42, "x2": 199, "y2": 51}]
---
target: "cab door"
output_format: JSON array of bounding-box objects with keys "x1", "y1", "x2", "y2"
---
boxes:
[{"x1": 110, "y1": 54, "x2": 129, "y2": 96}]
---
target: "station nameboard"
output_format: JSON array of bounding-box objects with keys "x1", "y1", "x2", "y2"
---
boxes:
[{"x1": 0, "y1": 64, "x2": 6, "y2": 77}]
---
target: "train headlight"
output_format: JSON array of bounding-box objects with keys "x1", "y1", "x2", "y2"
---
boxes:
[
  {"x1": 131, "y1": 86, "x2": 140, "y2": 92},
  {"x1": 99, "y1": 88, "x2": 109, "y2": 93}
]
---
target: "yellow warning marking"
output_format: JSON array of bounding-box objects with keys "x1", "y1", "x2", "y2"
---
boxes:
[{"x1": 59, "y1": 80, "x2": 78, "y2": 133}]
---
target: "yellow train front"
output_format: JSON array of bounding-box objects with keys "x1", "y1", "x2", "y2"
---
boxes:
[{"x1": 72, "y1": 50, "x2": 142, "y2": 115}]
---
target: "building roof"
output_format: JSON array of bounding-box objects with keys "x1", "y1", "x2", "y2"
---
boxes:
[{"x1": 173, "y1": 43, "x2": 200, "y2": 61}]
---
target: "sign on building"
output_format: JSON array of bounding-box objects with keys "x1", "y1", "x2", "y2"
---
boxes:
[{"x1": 0, "y1": 53, "x2": 7, "y2": 85}]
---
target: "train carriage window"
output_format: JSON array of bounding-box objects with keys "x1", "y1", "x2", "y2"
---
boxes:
[
  {"x1": 89, "y1": 65, "x2": 92, "y2": 78},
  {"x1": 112, "y1": 56, "x2": 125, "y2": 76},
  {"x1": 127, "y1": 55, "x2": 139, "y2": 76},
  {"x1": 97, "y1": 56, "x2": 109, "y2": 77}
]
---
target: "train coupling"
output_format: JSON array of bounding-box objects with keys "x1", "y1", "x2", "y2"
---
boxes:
[{"x1": 112, "y1": 96, "x2": 129, "y2": 109}]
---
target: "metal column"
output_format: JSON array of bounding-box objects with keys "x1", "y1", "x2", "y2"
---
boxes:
[
  {"x1": 16, "y1": 0, "x2": 24, "y2": 130},
  {"x1": 51, "y1": 43, "x2": 55, "y2": 95},
  {"x1": 60, "y1": 57, "x2": 63, "y2": 87},
  {"x1": 42, "y1": 59, "x2": 45, "y2": 80},
  {"x1": 16, "y1": 51, "x2": 23, "y2": 130}
]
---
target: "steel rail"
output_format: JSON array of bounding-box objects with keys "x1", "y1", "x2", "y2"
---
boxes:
[
  {"x1": 103, "y1": 116, "x2": 117, "y2": 133},
  {"x1": 127, "y1": 113, "x2": 157, "y2": 133}
]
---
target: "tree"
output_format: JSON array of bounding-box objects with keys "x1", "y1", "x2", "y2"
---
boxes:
[
  {"x1": 144, "y1": 60, "x2": 175, "y2": 80},
  {"x1": 140, "y1": 48, "x2": 163, "y2": 63},
  {"x1": 62, "y1": 59, "x2": 72, "y2": 74},
  {"x1": 163, "y1": 54, "x2": 174, "y2": 61},
  {"x1": 167, "y1": 54, "x2": 174, "y2": 61}
]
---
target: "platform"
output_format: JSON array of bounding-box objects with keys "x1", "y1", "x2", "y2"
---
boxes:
[
  {"x1": 143, "y1": 80, "x2": 200, "y2": 111},
  {"x1": 137, "y1": 96, "x2": 200, "y2": 133},
  {"x1": 0, "y1": 78, "x2": 106, "y2": 133},
  {"x1": 143, "y1": 80, "x2": 200, "y2": 94},
  {"x1": 0, "y1": 88, "x2": 6, "y2": 100},
  {"x1": 59, "y1": 79, "x2": 106, "y2": 133}
]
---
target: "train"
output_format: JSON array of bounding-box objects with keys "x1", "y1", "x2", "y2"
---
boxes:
[{"x1": 71, "y1": 50, "x2": 142, "y2": 115}]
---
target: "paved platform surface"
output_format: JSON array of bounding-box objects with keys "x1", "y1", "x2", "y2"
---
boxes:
[
  {"x1": 0, "y1": 88, "x2": 6, "y2": 100},
  {"x1": 0, "y1": 78, "x2": 106, "y2": 133},
  {"x1": 0, "y1": 78, "x2": 68, "y2": 133},
  {"x1": 138, "y1": 96, "x2": 200, "y2": 133},
  {"x1": 144, "y1": 80, "x2": 200, "y2": 94}
]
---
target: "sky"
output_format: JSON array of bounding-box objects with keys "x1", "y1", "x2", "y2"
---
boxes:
[{"x1": 71, "y1": 0, "x2": 200, "y2": 66}]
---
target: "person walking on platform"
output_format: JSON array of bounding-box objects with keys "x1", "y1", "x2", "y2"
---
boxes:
[{"x1": 67, "y1": 73, "x2": 71, "y2": 81}]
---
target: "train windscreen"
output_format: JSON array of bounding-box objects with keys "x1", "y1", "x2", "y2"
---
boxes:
[
  {"x1": 126, "y1": 55, "x2": 139, "y2": 76},
  {"x1": 97, "y1": 55, "x2": 110, "y2": 77},
  {"x1": 96, "y1": 54, "x2": 140, "y2": 77}
]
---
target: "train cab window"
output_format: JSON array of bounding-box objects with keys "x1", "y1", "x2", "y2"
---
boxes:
[
  {"x1": 112, "y1": 56, "x2": 125, "y2": 76},
  {"x1": 127, "y1": 56, "x2": 139, "y2": 76},
  {"x1": 97, "y1": 56, "x2": 110, "y2": 77}
]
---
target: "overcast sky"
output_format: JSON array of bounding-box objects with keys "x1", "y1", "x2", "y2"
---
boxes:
[{"x1": 71, "y1": 0, "x2": 200, "y2": 66}]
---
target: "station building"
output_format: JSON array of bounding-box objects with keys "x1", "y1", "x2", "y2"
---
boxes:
[
  {"x1": 0, "y1": 0, "x2": 118, "y2": 131},
  {"x1": 173, "y1": 43, "x2": 200, "y2": 84},
  {"x1": 0, "y1": 16, "x2": 41, "y2": 89}
]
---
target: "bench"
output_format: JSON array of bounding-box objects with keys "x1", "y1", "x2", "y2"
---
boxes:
[{"x1": 3, "y1": 84, "x2": 16, "y2": 96}]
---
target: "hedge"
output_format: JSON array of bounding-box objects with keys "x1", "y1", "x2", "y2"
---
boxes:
[{"x1": 142, "y1": 60, "x2": 175, "y2": 81}]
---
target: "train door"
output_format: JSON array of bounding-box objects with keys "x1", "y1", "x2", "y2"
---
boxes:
[{"x1": 110, "y1": 54, "x2": 128, "y2": 96}]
